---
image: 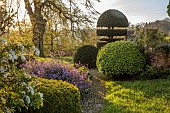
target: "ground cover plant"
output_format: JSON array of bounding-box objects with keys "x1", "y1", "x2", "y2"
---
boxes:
[
  {"x1": 23, "y1": 58, "x2": 92, "y2": 95},
  {"x1": 102, "y1": 79, "x2": 170, "y2": 113}
]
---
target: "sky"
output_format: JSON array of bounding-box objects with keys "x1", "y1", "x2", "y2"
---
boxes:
[{"x1": 94, "y1": 0, "x2": 169, "y2": 25}]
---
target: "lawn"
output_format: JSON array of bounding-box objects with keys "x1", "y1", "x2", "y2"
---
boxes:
[
  {"x1": 57, "y1": 56, "x2": 170, "y2": 113},
  {"x1": 102, "y1": 79, "x2": 170, "y2": 113}
]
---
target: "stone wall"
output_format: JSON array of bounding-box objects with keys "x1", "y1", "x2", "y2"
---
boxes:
[{"x1": 149, "y1": 49, "x2": 170, "y2": 68}]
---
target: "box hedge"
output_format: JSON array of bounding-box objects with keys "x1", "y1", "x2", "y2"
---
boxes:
[
  {"x1": 96, "y1": 41, "x2": 146, "y2": 79},
  {"x1": 22, "y1": 78, "x2": 81, "y2": 113}
]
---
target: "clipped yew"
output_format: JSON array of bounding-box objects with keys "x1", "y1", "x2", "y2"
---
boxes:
[
  {"x1": 73, "y1": 45, "x2": 98, "y2": 68},
  {"x1": 96, "y1": 41, "x2": 146, "y2": 79}
]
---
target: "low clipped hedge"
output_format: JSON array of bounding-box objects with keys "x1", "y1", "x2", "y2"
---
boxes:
[
  {"x1": 73, "y1": 45, "x2": 98, "y2": 68},
  {"x1": 27, "y1": 78, "x2": 81, "y2": 113},
  {"x1": 96, "y1": 41, "x2": 146, "y2": 79}
]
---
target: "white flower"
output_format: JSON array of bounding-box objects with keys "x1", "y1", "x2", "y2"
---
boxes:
[
  {"x1": 0, "y1": 67, "x2": 5, "y2": 73},
  {"x1": 20, "y1": 54, "x2": 26, "y2": 62},
  {"x1": 21, "y1": 82, "x2": 27, "y2": 86},
  {"x1": 30, "y1": 88, "x2": 34, "y2": 95},
  {"x1": 28, "y1": 86, "x2": 34, "y2": 95},
  {"x1": 6, "y1": 108, "x2": 11, "y2": 113},
  {"x1": 25, "y1": 74, "x2": 31, "y2": 80},
  {"x1": 34, "y1": 48, "x2": 40, "y2": 56},
  {"x1": 26, "y1": 96, "x2": 30, "y2": 104},
  {"x1": 38, "y1": 92, "x2": 43, "y2": 100},
  {"x1": 32, "y1": 46, "x2": 40, "y2": 56},
  {"x1": 9, "y1": 50, "x2": 18, "y2": 62},
  {"x1": 1, "y1": 38, "x2": 7, "y2": 44}
]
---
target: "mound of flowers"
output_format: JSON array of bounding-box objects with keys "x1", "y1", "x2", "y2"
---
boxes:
[{"x1": 23, "y1": 59, "x2": 92, "y2": 94}]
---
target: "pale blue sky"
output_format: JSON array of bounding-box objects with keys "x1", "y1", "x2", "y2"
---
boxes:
[{"x1": 94, "y1": 0, "x2": 169, "y2": 24}]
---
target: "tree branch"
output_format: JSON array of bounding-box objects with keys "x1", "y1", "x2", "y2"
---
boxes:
[{"x1": 24, "y1": 0, "x2": 35, "y2": 24}]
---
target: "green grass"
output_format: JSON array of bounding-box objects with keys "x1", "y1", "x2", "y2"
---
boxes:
[
  {"x1": 35, "y1": 56, "x2": 73, "y2": 64},
  {"x1": 57, "y1": 56, "x2": 73, "y2": 64},
  {"x1": 102, "y1": 79, "x2": 170, "y2": 113}
]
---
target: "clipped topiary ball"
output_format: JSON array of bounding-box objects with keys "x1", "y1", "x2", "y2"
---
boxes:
[
  {"x1": 31, "y1": 78, "x2": 81, "y2": 113},
  {"x1": 74, "y1": 45, "x2": 98, "y2": 68},
  {"x1": 96, "y1": 41, "x2": 146, "y2": 79}
]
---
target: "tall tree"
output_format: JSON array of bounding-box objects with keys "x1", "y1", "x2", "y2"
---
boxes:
[
  {"x1": 23, "y1": 0, "x2": 99, "y2": 56},
  {"x1": 167, "y1": 1, "x2": 170, "y2": 17}
]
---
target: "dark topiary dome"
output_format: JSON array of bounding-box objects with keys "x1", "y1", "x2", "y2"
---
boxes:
[
  {"x1": 97, "y1": 9, "x2": 128, "y2": 27},
  {"x1": 73, "y1": 45, "x2": 98, "y2": 68},
  {"x1": 96, "y1": 9, "x2": 128, "y2": 47}
]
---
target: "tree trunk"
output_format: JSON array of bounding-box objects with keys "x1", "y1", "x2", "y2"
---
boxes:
[
  {"x1": 24, "y1": 0, "x2": 46, "y2": 57},
  {"x1": 32, "y1": 18, "x2": 46, "y2": 57}
]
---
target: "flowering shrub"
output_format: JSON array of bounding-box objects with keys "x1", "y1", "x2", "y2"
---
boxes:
[
  {"x1": 23, "y1": 59, "x2": 92, "y2": 94},
  {"x1": 0, "y1": 38, "x2": 43, "y2": 113}
]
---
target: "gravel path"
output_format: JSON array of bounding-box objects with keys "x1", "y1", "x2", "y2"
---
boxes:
[{"x1": 81, "y1": 69, "x2": 106, "y2": 113}]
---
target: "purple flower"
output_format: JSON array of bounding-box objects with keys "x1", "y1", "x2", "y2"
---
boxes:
[{"x1": 23, "y1": 60, "x2": 92, "y2": 94}]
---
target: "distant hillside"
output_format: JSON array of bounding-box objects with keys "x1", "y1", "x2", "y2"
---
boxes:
[{"x1": 144, "y1": 18, "x2": 170, "y2": 36}]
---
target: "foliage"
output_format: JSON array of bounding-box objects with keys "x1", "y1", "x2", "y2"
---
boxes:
[
  {"x1": 23, "y1": 59, "x2": 92, "y2": 95},
  {"x1": 136, "y1": 65, "x2": 170, "y2": 80},
  {"x1": 22, "y1": 77, "x2": 81, "y2": 113},
  {"x1": 102, "y1": 79, "x2": 170, "y2": 113},
  {"x1": 22, "y1": 0, "x2": 100, "y2": 56},
  {"x1": 96, "y1": 41, "x2": 108, "y2": 49},
  {"x1": 97, "y1": 29, "x2": 127, "y2": 37},
  {"x1": 57, "y1": 56, "x2": 73, "y2": 64},
  {"x1": 0, "y1": 1, "x2": 16, "y2": 36},
  {"x1": 137, "y1": 29, "x2": 166, "y2": 51},
  {"x1": 155, "y1": 42, "x2": 170, "y2": 58},
  {"x1": 167, "y1": 1, "x2": 170, "y2": 17},
  {"x1": 97, "y1": 9, "x2": 128, "y2": 28},
  {"x1": 73, "y1": 45, "x2": 98, "y2": 68},
  {"x1": 96, "y1": 41, "x2": 146, "y2": 79},
  {"x1": 0, "y1": 38, "x2": 43, "y2": 113}
]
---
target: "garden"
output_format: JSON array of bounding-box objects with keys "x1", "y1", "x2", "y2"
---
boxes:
[{"x1": 1, "y1": 0, "x2": 170, "y2": 113}]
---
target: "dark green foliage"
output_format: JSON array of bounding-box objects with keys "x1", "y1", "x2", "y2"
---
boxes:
[
  {"x1": 73, "y1": 45, "x2": 98, "y2": 68},
  {"x1": 155, "y1": 42, "x2": 170, "y2": 56},
  {"x1": 100, "y1": 38, "x2": 124, "y2": 42},
  {"x1": 97, "y1": 29, "x2": 127, "y2": 36},
  {"x1": 97, "y1": 38, "x2": 124, "y2": 49},
  {"x1": 97, "y1": 41, "x2": 108, "y2": 49},
  {"x1": 167, "y1": 1, "x2": 170, "y2": 17},
  {"x1": 96, "y1": 41, "x2": 146, "y2": 79},
  {"x1": 137, "y1": 29, "x2": 166, "y2": 51},
  {"x1": 28, "y1": 78, "x2": 81, "y2": 113},
  {"x1": 97, "y1": 9, "x2": 128, "y2": 28},
  {"x1": 136, "y1": 65, "x2": 170, "y2": 80},
  {"x1": 96, "y1": 9, "x2": 128, "y2": 37}
]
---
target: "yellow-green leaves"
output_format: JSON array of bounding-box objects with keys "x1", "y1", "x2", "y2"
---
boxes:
[{"x1": 96, "y1": 41, "x2": 146, "y2": 79}]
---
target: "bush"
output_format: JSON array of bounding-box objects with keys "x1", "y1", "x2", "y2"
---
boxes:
[
  {"x1": 22, "y1": 78, "x2": 81, "y2": 113},
  {"x1": 0, "y1": 38, "x2": 43, "y2": 113},
  {"x1": 136, "y1": 65, "x2": 170, "y2": 80},
  {"x1": 23, "y1": 60, "x2": 92, "y2": 95},
  {"x1": 96, "y1": 41, "x2": 146, "y2": 79},
  {"x1": 73, "y1": 45, "x2": 98, "y2": 68}
]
